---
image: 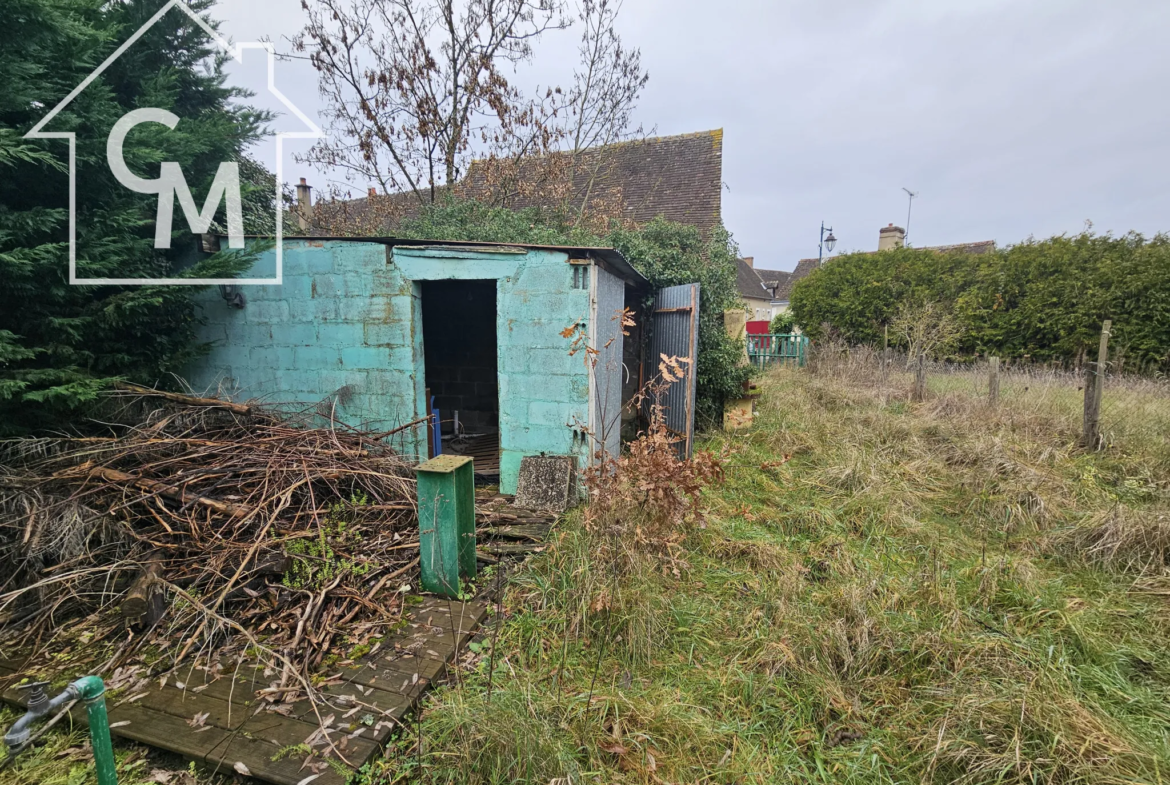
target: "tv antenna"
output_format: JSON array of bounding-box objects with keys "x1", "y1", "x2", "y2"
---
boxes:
[{"x1": 902, "y1": 187, "x2": 918, "y2": 246}]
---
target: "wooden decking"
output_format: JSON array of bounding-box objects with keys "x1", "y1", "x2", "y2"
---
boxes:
[
  {"x1": 0, "y1": 597, "x2": 489, "y2": 785},
  {"x1": 446, "y1": 432, "x2": 500, "y2": 478}
]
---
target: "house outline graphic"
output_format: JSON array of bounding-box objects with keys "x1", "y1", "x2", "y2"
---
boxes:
[{"x1": 24, "y1": 0, "x2": 323, "y2": 286}]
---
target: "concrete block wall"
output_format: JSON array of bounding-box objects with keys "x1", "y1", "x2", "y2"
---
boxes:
[
  {"x1": 396, "y1": 246, "x2": 595, "y2": 491},
  {"x1": 186, "y1": 241, "x2": 423, "y2": 458},
  {"x1": 188, "y1": 240, "x2": 604, "y2": 493}
]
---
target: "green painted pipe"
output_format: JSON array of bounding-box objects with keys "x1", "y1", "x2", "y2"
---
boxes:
[
  {"x1": 72, "y1": 676, "x2": 117, "y2": 785},
  {"x1": 2, "y1": 676, "x2": 117, "y2": 785}
]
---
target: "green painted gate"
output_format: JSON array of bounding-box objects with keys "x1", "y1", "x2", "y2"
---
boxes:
[{"x1": 746, "y1": 334, "x2": 808, "y2": 368}]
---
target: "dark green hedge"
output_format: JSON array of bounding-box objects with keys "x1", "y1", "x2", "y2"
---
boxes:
[{"x1": 789, "y1": 232, "x2": 1170, "y2": 369}]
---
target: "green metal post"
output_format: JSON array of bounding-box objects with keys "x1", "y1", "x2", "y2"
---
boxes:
[
  {"x1": 416, "y1": 454, "x2": 476, "y2": 597},
  {"x1": 74, "y1": 676, "x2": 116, "y2": 785}
]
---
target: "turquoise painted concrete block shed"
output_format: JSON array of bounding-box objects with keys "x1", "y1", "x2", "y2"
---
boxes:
[{"x1": 185, "y1": 238, "x2": 648, "y2": 494}]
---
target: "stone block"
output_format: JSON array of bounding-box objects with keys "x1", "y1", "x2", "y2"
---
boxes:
[
  {"x1": 311, "y1": 275, "x2": 338, "y2": 299},
  {"x1": 514, "y1": 455, "x2": 577, "y2": 512},
  {"x1": 341, "y1": 345, "x2": 388, "y2": 369},
  {"x1": 363, "y1": 322, "x2": 410, "y2": 347},
  {"x1": 528, "y1": 400, "x2": 569, "y2": 427},
  {"x1": 303, "y1": 249, "x2": 334, "y2": 275},
  {"x1": 316, "y1": 323, "x2": 353, "y2": 347},
  {"x1": 295, "y1": 345, "x2": 341, "y2": 368},
  {"x1": 300, "y1": 299, "x2": 339, "y2": 323},
  {"x1": 245, "y1": 300, "x2": 290, "y2": 325},
  {"x1": 273, "y1": 324, "x2": 317, "y2": 346}
]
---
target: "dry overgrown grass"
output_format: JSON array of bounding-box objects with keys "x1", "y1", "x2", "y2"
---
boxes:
[{"x1": 365, "y1": 357, "x2": 1170, "y2": 785}]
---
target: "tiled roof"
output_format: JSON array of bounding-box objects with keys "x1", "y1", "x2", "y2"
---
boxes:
[
  {"x1": 920, "y1": 240, "x2": 997, "y2": 255},
  {"x1": 307, "y1": 188, "x2": 437, "y2": 237},
  {"x1": 754, "y1": 268, "x2": 791, "y2": 296},
  {"x1": 736, "y1": 259, "x2": 771, "y2": 301},
  {"x1": 462, "y1": 129, "x2": 724, "y2": 232},
  {"x1": 772, "y1": 258, "x2": 821, "y2": 301},
  {"x1": 308, "y1": 129, "x2": 724, "y2": 235}
]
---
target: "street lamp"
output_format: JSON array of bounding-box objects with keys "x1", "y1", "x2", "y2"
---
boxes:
[{"x1": 819, "y1": 221, "x2": 836, "y2": 264}]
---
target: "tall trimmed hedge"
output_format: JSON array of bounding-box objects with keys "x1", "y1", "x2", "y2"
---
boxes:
[{"x1": 789, "y1": 232, "x2": 1170, "y2": 369}]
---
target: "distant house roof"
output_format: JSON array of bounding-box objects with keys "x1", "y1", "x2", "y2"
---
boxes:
[
  {"x1": 754, "y1": 267, "x2": 793, "y2": 298},
  {"x1": 919, "y1": 240, "x2": 997, "y2": 255},
  {"x1": 307, "y1": 129, "x2": 725, "y2": 236},
  {"x1": 768, "y1": 258, "x2": 820, "y2": 301},
  {"x1": 736, "y1": 258, "x2": 771, "y2": 302}
]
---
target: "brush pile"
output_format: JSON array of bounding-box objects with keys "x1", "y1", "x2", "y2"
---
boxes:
[{"x1": 0, "y1": 387, "x2": 423, "y2": 692}]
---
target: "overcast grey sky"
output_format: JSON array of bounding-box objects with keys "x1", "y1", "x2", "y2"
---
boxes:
[{"x1": 216, "y1": 0, "x2": 1170, "y2": 272}]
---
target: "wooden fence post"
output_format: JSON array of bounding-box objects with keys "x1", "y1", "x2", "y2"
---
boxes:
[
  {"x1": 913, "y1": 354, "x2": 927, "y2": 402},
  {"x1": 882, "y1": 326, "x2": 891, "y2": 384},
  {"x1": 1082, "y1": 320, "x2": 1111, "y2": 448},
  {"x1": 988, "y1": 357, "x2": 1000, "y2": 407},
  {"x1": 1082, "y1": 362, "x2": 1101, "y2": 448}
]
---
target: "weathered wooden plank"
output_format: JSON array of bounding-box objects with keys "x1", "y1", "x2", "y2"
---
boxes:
[
  {"x1": 343, "y1": 661, "x2": 432, "y2": 702},
  {"x1": 126, "y1": 683, "x2": 251, "y2": 732},
  {"x1": 0, "y1": 597, "x2": 489, "y2": 785},
  {"x1": 107, "y1": 702, "x2": 233, "y2": 762},
  {"x1": 203, "y1": 727, "x2": 350, "y2": 785},
  {"x1": 237, "y1": 708, "x2": 381, "y2": 764},
  {"x1": 154, "y1": 669, "x2": 391, "y2": 754}
]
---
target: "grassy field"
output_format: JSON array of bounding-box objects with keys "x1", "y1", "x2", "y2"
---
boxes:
[
  {"x1": 4, "y1": 363, "x2": 1168, "y2": 784},
  {"x1": 391, "y1": 364, "x2": 1170, "y2": 785}
]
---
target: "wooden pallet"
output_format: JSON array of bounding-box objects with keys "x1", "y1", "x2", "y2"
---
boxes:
[
  {"x1": 446, "y1": 433, "x2": 500, "y2": 476},
  {"x1": 0, "y1": 597, "x2": 489, "y2": 785}
]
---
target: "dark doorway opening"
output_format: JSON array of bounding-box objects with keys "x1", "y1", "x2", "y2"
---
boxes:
[{"x1": 420, "y1": 279, "x2": 499, "y2": 477}]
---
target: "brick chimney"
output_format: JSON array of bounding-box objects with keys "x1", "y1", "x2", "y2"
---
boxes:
[
  {"x1": 295, "y1": 177, "x2": 313, "y2": 231},
  {"x1": 742, "y1": 256, "x2": 754, "y2": 268},
  {"x1": 879, "y1": 223, "x2": 905, "y2": 251}
]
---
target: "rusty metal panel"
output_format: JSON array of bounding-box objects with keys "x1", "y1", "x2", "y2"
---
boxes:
[{"x1": 646, "y1": 283, "x2": 700, "y2": 459}]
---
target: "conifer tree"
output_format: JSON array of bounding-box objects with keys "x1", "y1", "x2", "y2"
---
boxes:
[{"x1": 0, "y1": 0, "x2": 271, "y2": 432}]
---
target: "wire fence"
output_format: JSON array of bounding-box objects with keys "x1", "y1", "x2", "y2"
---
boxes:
[{"x1": 802, "y1": 341, "x2": 1170, "y2": 464}]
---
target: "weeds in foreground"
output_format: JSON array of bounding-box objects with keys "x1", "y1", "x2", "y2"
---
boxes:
[{"x1": 386, "y1": 365, "x2": 1170, "y2": 785}]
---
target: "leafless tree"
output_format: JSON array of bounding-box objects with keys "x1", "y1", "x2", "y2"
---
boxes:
[
  {"x1": 564, "y1": 0, "x2": 648, "y2": 222},
  {"x1": 477, "y1": 0, "x2": 649, "y2": 227},
  {"x1": 293, "y1": 0, "x2": 568, "y2": 205},
  {"x1": 891, "y1": 300, "x2": 962, "y2": 363},
  {"x1": 292, "y1": 0, "x2": 649, "y2": 234}
]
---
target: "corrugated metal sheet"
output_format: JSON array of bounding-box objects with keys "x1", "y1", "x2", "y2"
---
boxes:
[
  {"x1": 592, "y1": 265, "x2": 626, "y2": 462},
  {"x1": 646, "y1": 283, "x2": 700, "y2": 459}
]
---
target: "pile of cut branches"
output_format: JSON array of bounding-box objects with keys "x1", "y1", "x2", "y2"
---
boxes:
[{"x1": 0, "y1": 387, "x2": 423, "y2": 697}]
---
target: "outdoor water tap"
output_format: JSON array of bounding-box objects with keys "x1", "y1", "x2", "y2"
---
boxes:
[
  {"x1": 3, "y1": 676, "x2": 117, "y2": 785},
  {"x1": 4, "y1": 681, "x2": 60, "y2": 748}
]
